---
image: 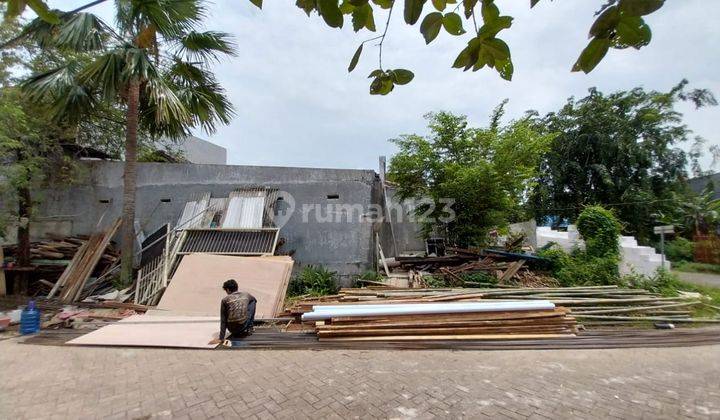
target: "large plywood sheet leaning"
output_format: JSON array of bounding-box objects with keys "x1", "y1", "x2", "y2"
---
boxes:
[
  {"x1": 156, "y1": 254, "x2": 293, "y2": 319},
  {"x1": 67, "y1": 315, "x2": 219, "y2": 349}
]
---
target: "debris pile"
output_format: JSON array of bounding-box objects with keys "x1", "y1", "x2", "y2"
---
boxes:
[
  {"x1": 2, "y1": 234, "x2": 120, "y2": 296},
  {"x1": 382, "y1": 247, "x2": 557, "y2": 289},
  {"x1": 286, "y1": 285, "x2": 720, "y2": 332}
]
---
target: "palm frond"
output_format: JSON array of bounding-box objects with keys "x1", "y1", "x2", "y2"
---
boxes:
[
  {"x1": 77, "y1": 49, "x2": 127, "y2": 101},
  {"x1": 18, "y1": 15, "x2": 60, "y2": 49},
  {"x1": 55, "y1": 12, "x2": 113, "y2": 51},
  {"x1": 51, "y1": 85, "x2": 97, "y2": 124},
  {"x1": 122, "y1": 47, "x2": 159, "y2": 81},
  {"x1": 176, "y1": 31, "x2": 236, "y2": 62},
  {"x1": 167, "y1": 59, "x2": 235, "y2": 133},
  {"x1": 21, "y1": 63, "x2": 80, "y2": 102},
  {"x1": 121, "y1": 0, "x2": 205, "y2": 40},
  {"x1": 144, "y1": 76, "x2": 190, "y2": 125}
]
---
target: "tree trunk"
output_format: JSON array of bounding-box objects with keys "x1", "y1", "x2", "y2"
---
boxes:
[
  {"x1": 120, "y1": 79, "x2": 140, "y2": 284},
  {"x1": 16, "y1": 184, "x2": 31, "y2": 294}
]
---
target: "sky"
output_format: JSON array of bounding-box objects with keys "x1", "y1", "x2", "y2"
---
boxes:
[{"x1": 46, "y1": 0, "x2": 720, "y2": 171}]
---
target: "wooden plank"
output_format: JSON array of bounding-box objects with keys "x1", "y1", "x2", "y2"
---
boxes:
[
  {"x1": 61, "y1": 218, "x2": 121, "y2": 303},
  {"x1": 499, "y1": 260, "x2": 526, "y2": 282},
  {"x1": 67, "y1": 315, "x2": 219, "y2": 349},
  {"x1": 319, "y1": 333, "x2": 576, "y2": 342},
  {"x1": 157, "y1": 254, "x2": 293, "y2": 319},
  {"x1": 48, "y1": 239, "x2": 90, "y2": 298}
]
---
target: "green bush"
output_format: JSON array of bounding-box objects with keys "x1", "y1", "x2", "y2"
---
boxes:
[
  {"x1": 576, "y1": 205, "x2": 621, "y2": 258},
  {"x1": 663, "y1": 238, "x2": 694, "y2": 262},
  {"x1": 538, "y1": 244, "x2": 621, "y2": 287},
  {"x1": 623, "y1": 269, "x2": 681, "y2": 296},
  {"x1": 287, "y1": 265, "x2": 339, "y2": 297},
  {"x1": 424, "y1": 275, "x2": 449, "y2": 288}
]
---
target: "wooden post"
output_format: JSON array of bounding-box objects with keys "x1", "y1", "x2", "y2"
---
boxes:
[{"x1": 0, "y1": 246, "x2": 6, "y2": 296}]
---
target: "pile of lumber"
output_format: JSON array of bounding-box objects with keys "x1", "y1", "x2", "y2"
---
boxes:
[
  {"x1": 2, "y1": 233, "x2": 120, "y2": 297},
  {"x1": 285, "y1": 285, "x2": 720, "y2": 327},
  {"x1": 2, "y1": 237, "x2": 118, "y2": 272},
  {"x1": 300, "y1": 301, "x2": 577, "y2": 341},
  {"x1": 48, "y1": 219, "x2": 122, "y2": 303}
]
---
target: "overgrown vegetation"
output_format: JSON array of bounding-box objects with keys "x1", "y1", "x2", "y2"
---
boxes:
[
  {"x1": 538, "y1": 205, "x2": 623, "y2": 286},
  {"x1": 287, "y1": 265, "x2": 339, "y2": 297},
  {"x1": 388, "y1": 106, "x2": 553, "y2": 247},
  {"x1": 530, "y1": 81, "x2": 717, "y2": 243},
  {"x1": 663, "y1": 237, "x2": 695, "y2": 263},
  {"x1": 673, "y1": 261, "x2": 720, "y2": 275}
]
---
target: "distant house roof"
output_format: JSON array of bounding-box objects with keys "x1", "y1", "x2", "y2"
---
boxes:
[{"x1": 688, "y1": 173, "x2": 720, "y2": 200}]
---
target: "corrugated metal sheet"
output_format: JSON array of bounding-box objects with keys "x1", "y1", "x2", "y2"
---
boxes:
[
  {"x1": 177, "y1": 192, "x2": 211, "y2": 229},
  {"x1": 222, "y1": 189, "x2": 265, "y2": 228},
  {"x1": 177, "y1": 228, "x2": 279, "y2": 255}
]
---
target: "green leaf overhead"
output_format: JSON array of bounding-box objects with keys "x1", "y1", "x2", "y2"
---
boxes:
[
  {"x1": 483, "y1": 38, "x2": 510, "y2": 60},
  {"x1": 390, "y1": 68, "x2": 414, "y2": 84},
  {"x1": 348, "y1": 43, "x2": 363, "y2": 72},
  {"x1": 463, "y1": 0, "x2": 478, "y2": 19},
  {"x1": 615, "y1": 15, "x2": 651, "y2": 49},
  {"x1": 248, "y1": 0, "x2": 263, "y2": 9},
  {"x1": 26, "y1": 0, "x2": 61, "y2": 24},
  {"x1": 589, "y1": 6, "x2": 620, "y2": 38},
  {"x1": 442, "y1": 12, "x2": 465, "y2": 35},
  {"x1": 573, "y1": 37, "x2": 611, "y2": 73},
  {"x1": 481, "y1": 0, "x2": 500, "y2": 23},
  {"x1": 318, "y1": 0, "x2": 344, "y2": 28},
  {"x1": 404, "y1": 0, "x2": 427, "y2": 25},
  {"x1": 420, "y1": 12, "x2": 443, "y2": 44},
  {"x1": 431, "y1": 0, "x2": 447, "y2": 12},
  {"x1": 619, "y1": 0, "x2": 664, "y2": 16}
]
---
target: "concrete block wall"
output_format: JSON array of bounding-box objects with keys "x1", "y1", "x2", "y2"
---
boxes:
[
  {"x1": 15, "y1": 161, "x2": 381, "y2": 278},
  {"x1": 537, "y1": 226, "x2": 670, "y2": 277}
]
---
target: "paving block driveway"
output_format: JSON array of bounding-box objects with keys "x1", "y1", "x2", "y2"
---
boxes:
[{"x1": 1, "y1": 340, "x2": 719, "y2": 419}]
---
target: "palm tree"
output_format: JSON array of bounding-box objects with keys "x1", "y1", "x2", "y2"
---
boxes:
[
  {"x1": 671, "y1": 187, "x2": 720, "y2": 237},
  {"x1": 21, "y1": 0, "x2": 235, "y2": 283}
]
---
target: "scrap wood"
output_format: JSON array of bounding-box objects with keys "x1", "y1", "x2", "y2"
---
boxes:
[
  {"x1": 53, "y1": 219, "x2": 121, "y2": 303},
  {"x1": 499, "y1": 260, "x2": 526, "y2": 282}
]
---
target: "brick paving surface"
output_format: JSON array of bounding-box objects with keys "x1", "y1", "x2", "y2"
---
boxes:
[{"x1": 1, "y1": 339, "x2": 719, "y2": 419}]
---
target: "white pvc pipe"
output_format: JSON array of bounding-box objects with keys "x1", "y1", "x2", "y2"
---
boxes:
[{"x1": 301, "y1": 300, "x2": 555, "y2": 321}]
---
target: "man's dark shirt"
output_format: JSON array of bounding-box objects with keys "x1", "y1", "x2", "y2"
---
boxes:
[{"x1": 219, "y1": 291, "x2": 257, "y2": 341}]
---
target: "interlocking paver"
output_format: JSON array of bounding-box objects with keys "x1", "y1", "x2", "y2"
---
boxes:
[{"x1": 1, "y1": 339, "x2": 719, "y2": 419}]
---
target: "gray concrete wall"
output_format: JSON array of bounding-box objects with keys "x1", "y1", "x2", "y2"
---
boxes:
[{"x1": 13, "y1": 161, "x2": 380, "y2": 278}]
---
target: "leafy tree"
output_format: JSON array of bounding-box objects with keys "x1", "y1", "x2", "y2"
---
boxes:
[
  {"x1": 388, "y1": 106, "x2": 553, "y2": 246},
  {"x1": 0, "y1": 9, "x2": 91, "y2": 281},
  {"x1": 4, "y1": 0, "x2": 670, "y2": 94},
  {"x1": 529, "y1": 81, "x2": 717, "y2": 243},
  {"x1": 671, "y1": 186, "x2": 720, "y2": 237},
  {"x1": 19, "y1": 0, "x2": 235, "y2": 283}
]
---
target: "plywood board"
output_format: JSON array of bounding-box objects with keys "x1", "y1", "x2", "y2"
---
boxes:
[
  {"x1": 67, "y1": 315, "x2": 219, "y2": 349},
  {"x1": 157, "y1": 254, "x2": 293, "y2": 318}
]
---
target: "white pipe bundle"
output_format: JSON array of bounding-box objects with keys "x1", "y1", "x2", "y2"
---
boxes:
[{"x1": 301, "y1": 300, "x2": 555, "y2": 321}]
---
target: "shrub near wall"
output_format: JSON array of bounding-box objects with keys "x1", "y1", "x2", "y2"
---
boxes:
[{"x1": 539, "y1": 205, "x2": 623, "y2": 286}]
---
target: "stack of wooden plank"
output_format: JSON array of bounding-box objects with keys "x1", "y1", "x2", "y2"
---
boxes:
[
  {"x1": 300, "y1": 301, "x2": 577, "y2": 341},
  {"x1": 48, "y1": 219, "x2": 121, "y2": 303},
  {"x1": 2, "y1": 237, "x2": 118, "y2": 273},
  {"x1": 285, "y1": 285, "x2": 720, "y2": 327}
]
